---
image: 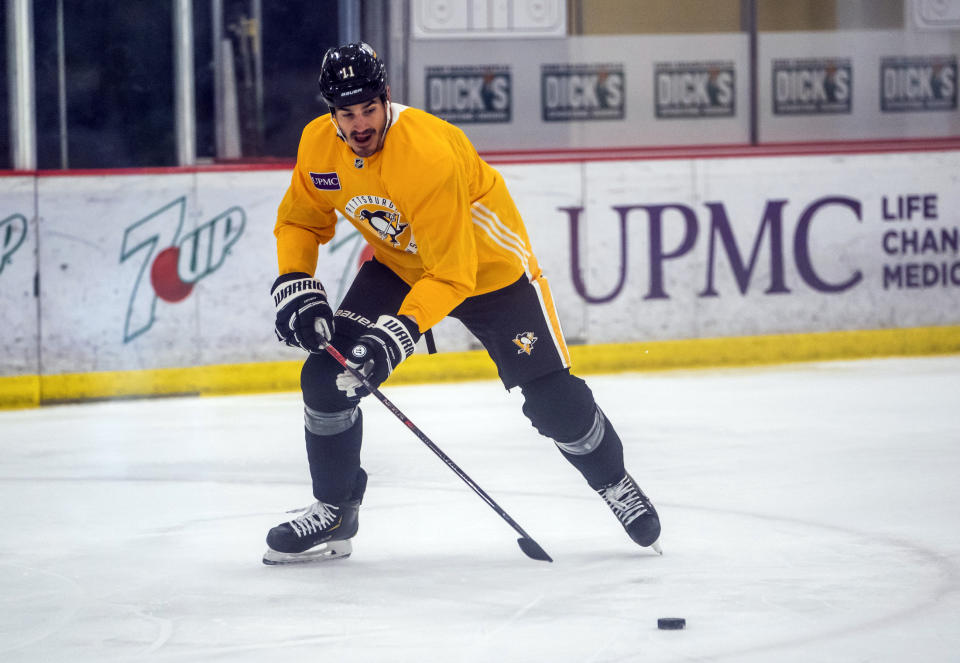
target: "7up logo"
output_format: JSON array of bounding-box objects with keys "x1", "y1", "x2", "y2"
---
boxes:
[
  {"x1": 1, "y1": 214, "x2": 28, "y2": 276},
  {"x1": 120, "y1": 197, "x2": 245, "y2": 342}
]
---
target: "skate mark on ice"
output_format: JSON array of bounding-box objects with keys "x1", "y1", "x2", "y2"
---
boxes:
[{"x1": 0, "y1": 562, "x2": 84, "y2": 655}]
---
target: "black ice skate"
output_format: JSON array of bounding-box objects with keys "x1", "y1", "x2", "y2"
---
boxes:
[
  {"x1": 262, "y1": 469, "x2": 367, "y2": 565},
  {"x1": 597, "y1": 473, "x2": 662, "y2": 554}
]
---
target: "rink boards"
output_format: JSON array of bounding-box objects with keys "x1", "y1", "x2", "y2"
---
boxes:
[{"x1": 1, "y1": 148, "x2": 959, "y2": 406}]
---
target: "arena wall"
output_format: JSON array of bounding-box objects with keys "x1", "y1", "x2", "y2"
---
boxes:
[{"x1": 2, "y1": 146, "x2": 959, "y2": 408}]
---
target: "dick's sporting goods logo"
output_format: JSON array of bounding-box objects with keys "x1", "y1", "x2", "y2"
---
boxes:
[
  {"x1": 773, "y1": 58, "x2": 852, "y2": 114},
  {"x1": 655, "y1": 61, "x2": 735, "y2": 118},
  {"x1": 1, "y1": 213, "x2": 28, "y2": 277},
  {"x1": 120, "y1": 197, "x2": 245, "y2": 342},
  {"x1": 541, "y1": 63, "x2": 624, "y2": 121},
  {"x1": 425, "y1": 65, "x2": 511, "y2": 123},
  {"x1": 881, "y1": 55, "x2": 957, "y2": 112}
]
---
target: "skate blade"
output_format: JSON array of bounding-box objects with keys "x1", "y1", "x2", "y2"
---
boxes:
[
  {"x1": 262, "y1": 539, "x2": 353, "y2": 565},
  {"x1": 649, "y1": 538, "x2": 663, "y2": 555}
]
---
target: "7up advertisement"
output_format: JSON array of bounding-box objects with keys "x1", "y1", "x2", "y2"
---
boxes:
[
  {"x1": 31, "y1": 171, "x2": 362, "y2": 374},
  {"x1": 120, "y1": 196, "x2": 245, "y2": 343}
]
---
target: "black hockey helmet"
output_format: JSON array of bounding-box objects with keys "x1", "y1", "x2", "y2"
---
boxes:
[{"x1": 318, "y1": 42, "x2": 387, "y2": 109}]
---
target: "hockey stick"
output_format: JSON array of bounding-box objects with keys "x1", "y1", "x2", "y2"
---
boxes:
[{"x1": 325, "y1": 344, "x2": 553, "y2": 563}]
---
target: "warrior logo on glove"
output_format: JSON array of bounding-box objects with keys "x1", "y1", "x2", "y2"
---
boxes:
[
  {"x1": 271, "y1": 272, "x2": 334, "y2": 353},
  {"x1": 336, "y1": 314, "x2": 420, "y2": 398}
]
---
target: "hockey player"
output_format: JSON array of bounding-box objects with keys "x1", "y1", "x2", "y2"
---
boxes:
[{"x1": 264, "y1": 42, "x2": 661, "y2": 564}]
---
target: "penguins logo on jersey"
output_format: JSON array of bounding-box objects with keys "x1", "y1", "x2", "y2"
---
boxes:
[
  {"x1": 345, "y1": 195, "x2": 416, "y2": 252},
  {"x1": 359, "y1": 209, "x2": 407, "y2": 246},
  {"x1": 513, "y1": 331, "x2": 538, "y2": 355}
]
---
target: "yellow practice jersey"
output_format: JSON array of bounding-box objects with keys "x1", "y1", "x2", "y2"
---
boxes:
[{"x1": 275, "y1": 103, "x2": 541, "y2": 332}]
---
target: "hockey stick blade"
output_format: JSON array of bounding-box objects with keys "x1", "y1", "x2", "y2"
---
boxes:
[
  {"x1": 324, "y1": 344, "x2": 553, "y2": 563},
  {"x1": 518, "y1": 537, "x2": 553, "y2": 562}
]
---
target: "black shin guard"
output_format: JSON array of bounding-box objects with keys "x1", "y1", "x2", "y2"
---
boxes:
[
  {"x1": 300, "y1": 344, "x2": 367, "y2": 504},
  {"x1": 555, "y1": 412, "x2": 627, "y2": 490},
  {"x1": 304, "y1": 408, "x2": 363, "y2": 503},
  {"x1": 520, "y1": 370, "x2": 626, "y2": 489}
]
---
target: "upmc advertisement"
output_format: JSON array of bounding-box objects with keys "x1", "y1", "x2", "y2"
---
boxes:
[
  {"x1": 1, "y1": 148, "x2": 958, "y2": 387},
  {"x1": 503, "y1": 152, "x2": 960, "y2": 346}
]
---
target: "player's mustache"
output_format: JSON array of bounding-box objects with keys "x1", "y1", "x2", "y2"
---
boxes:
[{"x1": 351, "y1": 129, "x2": 375, "y2": 140}]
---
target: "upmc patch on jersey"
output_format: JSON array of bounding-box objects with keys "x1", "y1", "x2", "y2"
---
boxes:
[{"x1": 310, "y1": 171, "x2": 342, "y2": 190}]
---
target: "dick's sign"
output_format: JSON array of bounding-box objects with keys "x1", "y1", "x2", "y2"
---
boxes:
[
  {"x1": 772, "y1": 58, "x2": 852, "y2": 115},
  {"x1": 425, "y1": 65, "x2": 511, "y2": 123},
  {"x1": 541, "y1": 63, "x2": 625, "y2": 122},
  {"x1": 880, "y1": 56, "x2": 957, "y2": 112},
  {"x1": 654, "y1": 61, "x2": 735, "y2": 118}
]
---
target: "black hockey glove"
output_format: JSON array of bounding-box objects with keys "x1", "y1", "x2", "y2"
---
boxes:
[
  {"x1": 271, "y1": 272, "x2": 334, "y2": 353},
  {"x1": 336, "y1": 314, "x2": 420, "y2": 398}
]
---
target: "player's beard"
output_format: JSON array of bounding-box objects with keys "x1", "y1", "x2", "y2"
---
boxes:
[
  {"x1": 348, "y1": 103, "x2": 391, "y2": 157},
  {"x1": 349, "y1": 129, "x2": 379, "y2": 157}
]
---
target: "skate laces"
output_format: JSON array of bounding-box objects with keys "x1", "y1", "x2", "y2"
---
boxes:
[
  {"x1": 599, "y1": 476, "x2": 649, "y2": 526},
  {"x1": 288, "y1": 501, "x2": 340, "y2": 538}
]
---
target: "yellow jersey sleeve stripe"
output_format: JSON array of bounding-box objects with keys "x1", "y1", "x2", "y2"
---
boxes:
[
  {"x1": 470, "y1": 204, "x2": 530, "y2": 258},
  {"x1": 472, "y1": 201, "x2": 529, "y2": 250},
  {"x1": 471, "y1": 212, "x2": 532, "y2": 277},
  {"x1": 470, "y1": 212, "x2": 530, "y2": 262}
]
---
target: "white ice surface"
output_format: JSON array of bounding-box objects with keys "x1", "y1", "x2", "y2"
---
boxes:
[{"x1": 1, "y1": 356, "x2": 959, "y2": 662}]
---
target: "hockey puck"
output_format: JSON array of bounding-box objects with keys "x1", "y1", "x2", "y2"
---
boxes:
[{"x1": 657, "y1": 617, "x2": 686, "y2": 630}]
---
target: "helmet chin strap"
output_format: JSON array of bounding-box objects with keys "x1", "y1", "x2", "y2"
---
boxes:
[
  {"x1": 330, "y1": 114, "x2": 345, "y2": 142},
  {"x1": 374, "y1": 101, "x2": 393, "y2": 153}
]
